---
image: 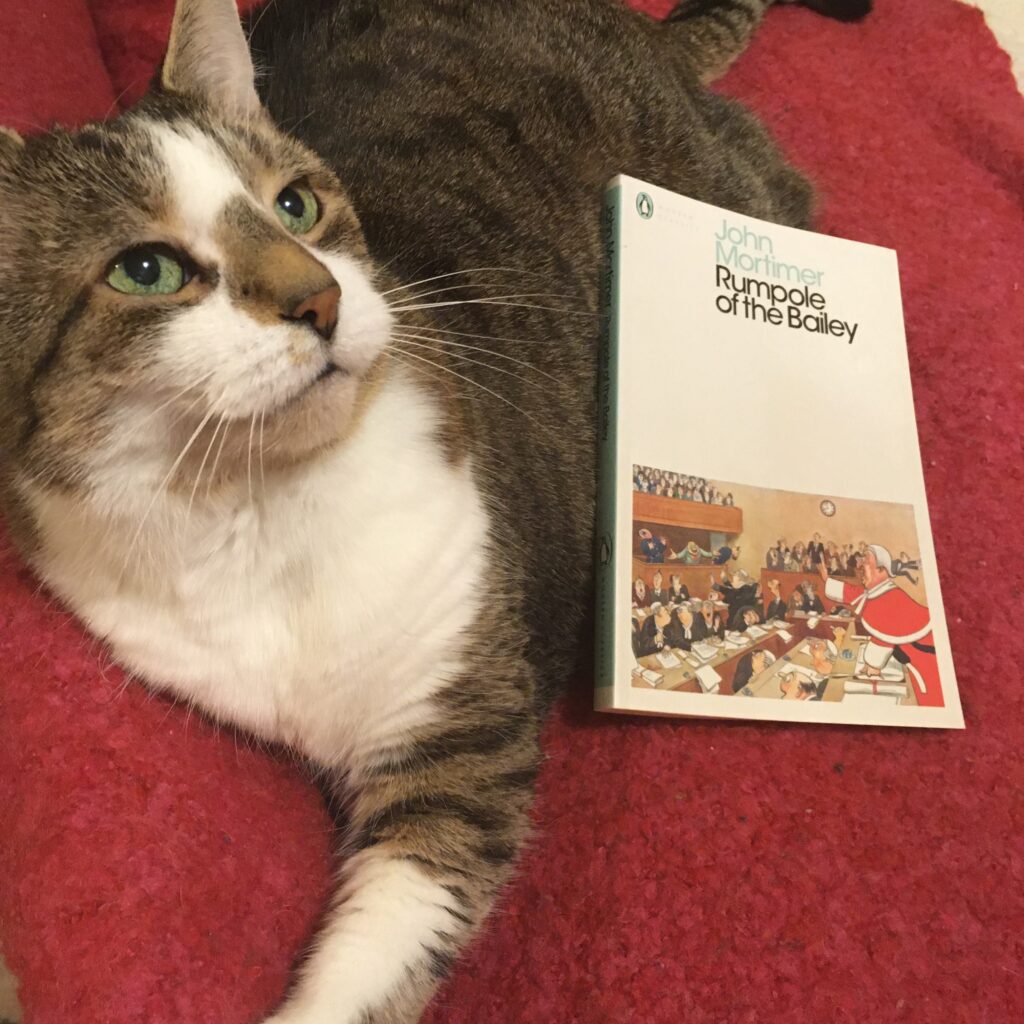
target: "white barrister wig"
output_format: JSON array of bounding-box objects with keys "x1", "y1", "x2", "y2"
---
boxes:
[{"x1": 866, "y1": 544, "x2": 894, "y2": 574}]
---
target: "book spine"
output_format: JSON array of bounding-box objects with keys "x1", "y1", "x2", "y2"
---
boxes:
[{"x1": 594, "y1": 184, "x2": 623, "y2": 705}]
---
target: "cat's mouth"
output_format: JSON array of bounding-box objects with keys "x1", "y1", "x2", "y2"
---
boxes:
[
  {"x1": 311, "y1": 361, "x2": 344, "y2": 386},
  {"x1": 252, "y1": 358, "x2": 351, "y2": 420},
  {"x1": 289, "y1": 359, "x2": 348, "y2": 405}
]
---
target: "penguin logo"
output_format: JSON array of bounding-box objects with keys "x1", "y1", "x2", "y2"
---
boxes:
[
  {"x1": 598, "y1": 534, "x2": 613, "y2": 565},
  {"x1": 636, "y1": 192, "x2": 654, "y2": 220}
]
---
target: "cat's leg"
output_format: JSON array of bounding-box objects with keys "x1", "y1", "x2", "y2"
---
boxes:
[
  {"x1": 666, "y1": 0, "x2": 870, "y2": 82},
  {"x1": 265, "y1": 673, "x2": 541, "y2": 1024}
]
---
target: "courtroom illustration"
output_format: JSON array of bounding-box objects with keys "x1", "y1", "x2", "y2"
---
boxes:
[{"x1": 629, "y1": 466, "x2": 942, "y2": 708}]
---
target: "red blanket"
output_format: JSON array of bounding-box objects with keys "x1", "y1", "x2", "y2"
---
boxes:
[{"x1": 2, "y1": 2, "x2": 1022, "y2": 1022}]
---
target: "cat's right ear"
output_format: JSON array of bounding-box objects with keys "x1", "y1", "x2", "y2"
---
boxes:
[
  {"x1": 0, "y1": 127, "x2": 25, "y2": 169},
  {"x1": 161, "y1": 0, "x2": 261, "y2": 119}
]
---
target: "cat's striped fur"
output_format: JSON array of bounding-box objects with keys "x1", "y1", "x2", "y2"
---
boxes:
[{"x1": 0, "y1": 1, "x2": 868, "y2": 1021}]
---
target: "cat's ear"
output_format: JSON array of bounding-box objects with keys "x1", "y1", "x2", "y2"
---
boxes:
[
  {"x1": 161, "y1": 0, "x2": 260, "y2": 118},
  {"x1": 0, "y1": 127, "x2": 25, "y2": 169}
]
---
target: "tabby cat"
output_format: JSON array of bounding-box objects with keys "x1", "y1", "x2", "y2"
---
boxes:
[{"x1": 0, "y1": 0, "x2": 869, "y2": 1020}]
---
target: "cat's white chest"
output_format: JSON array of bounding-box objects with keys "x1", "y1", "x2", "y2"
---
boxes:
[{"x1": 30, "y1": 372, "x2": 488, "y2": 765}]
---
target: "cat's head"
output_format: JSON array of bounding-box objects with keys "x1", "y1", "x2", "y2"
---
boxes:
[{"x1": 0, "y1": 0, "x2": 392, "y2": 521}]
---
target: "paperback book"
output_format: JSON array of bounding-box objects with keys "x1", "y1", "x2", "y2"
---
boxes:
[{"x1": 595, "y1": 176, "x2": 963, "y2": 728}]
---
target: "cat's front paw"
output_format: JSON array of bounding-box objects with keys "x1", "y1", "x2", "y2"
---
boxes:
[
  {"x1": 258, "y1": 1011, "x2": 302, "y2": 1024},
  {"x1": 259, "y1": 1007, "x2": 359, "y2": 1024},
  {"x1": 260, "y1": 1003, "x2": 401, "y2": 1024}
]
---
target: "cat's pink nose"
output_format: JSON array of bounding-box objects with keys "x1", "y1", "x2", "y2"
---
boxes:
[{"x1": 288, "y1": 283, "x2": 341, "y2": 341}]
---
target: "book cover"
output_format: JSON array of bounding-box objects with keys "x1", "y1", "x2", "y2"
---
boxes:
[{"x1": 595, "y1": 175, "x2": 963, "y2": 729}]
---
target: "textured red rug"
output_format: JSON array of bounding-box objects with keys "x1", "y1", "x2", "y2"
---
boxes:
[{"x1": 1, "y1": 2, "x2": 1022, "y2": 1022}]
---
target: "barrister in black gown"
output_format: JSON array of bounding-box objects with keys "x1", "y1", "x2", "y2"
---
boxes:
[
  {"x1": 731, "y1": 648, "x2": 776, "y2": 694},
  {"x1": 697, "y1": 600, "x2": 725, "y2": 640},
  {"x1": 664, "y1": 606, "x2": 699, "y2": 651},
  {"x1": 803, "y1": 585, "x2": 825, "y2": 614},
  {"x1": 717, "y1": 577, "x2": 759, "y2": 619},
  {"x1": 730, "y1": 605, "x2": 762, "y2": 632},
  {"x1": 648, "y1": 570, "x2": 670, "y2": 607},
  {"x1": 690, "y1": 613, "x2": 709, "y2": 643},
  {"x1": 808, "y1": 534, "x2": 826, "y2": 566},
  {"x1": 667, "y1": 575, "x2": 690, "y2": 605},
  {"x1": 762, "y1": 578, "x2": 786, "y2": 621},
  {"x1": 635, "y1": 606, "x2": 672, "y2": 657}
]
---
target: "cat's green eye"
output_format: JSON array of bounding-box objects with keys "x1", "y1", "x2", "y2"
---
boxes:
[
  {"x1": 107, "y1": 247, "x2": 186, "y2": 296},
  {"x1": 274, "y1": 184, "x2": 320, "y2": 234}
]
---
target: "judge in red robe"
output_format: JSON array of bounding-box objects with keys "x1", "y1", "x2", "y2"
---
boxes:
[{"x1": 819, "y1": 545, "x2": 942, "y2": 707}]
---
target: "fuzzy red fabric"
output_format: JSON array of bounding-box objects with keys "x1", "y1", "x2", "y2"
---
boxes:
[{"x1": 1, "y1": 1, "x2": 1022, "y2": 1022}]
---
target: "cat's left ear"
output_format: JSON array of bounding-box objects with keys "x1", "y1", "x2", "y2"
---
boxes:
[{"x1": 161, "y1": 0, "x2": 261, "y2": 118}]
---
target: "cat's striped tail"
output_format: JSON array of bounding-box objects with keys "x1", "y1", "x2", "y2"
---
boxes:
[{"x1": 665, "y1": 0, "x2": 871, "y2": 81}]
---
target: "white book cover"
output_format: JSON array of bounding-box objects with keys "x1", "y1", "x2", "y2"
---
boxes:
[{"x1": 595, "y1": 175, "x2": 963, "y2": 729}]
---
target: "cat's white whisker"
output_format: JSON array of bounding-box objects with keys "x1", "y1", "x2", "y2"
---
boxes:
[
  {"x1": 246, "y1": 411, "x2": 257, "y2": 504},
  {"x1": 205, "y1": 411, "x2": 233, "y2": 499},
  {"x1": 389, "y1": 346, "x2": 551, "y2": 435},
  {"x1": 182, "y1": 414, "x2": 227, "y2": 545},
  {"x1": 395, "y1": 320, "x2": 555, "y2": 348},
  {"x1": 258, "y1": 408, "x2": 267, "y2": 491},
  {"x1": 387, "y1": 297, "x2": 601, "y2": 317},
  {"x1": 114, "y1": 405, "x2": 218, "y2": 587},
  {"x1": 392, "y1": 329, "x2": 558, "y2": 382},
  {"x1": 392, "y1": 335, "x2": 555, "y2": 393},
  {"x1": 378, "y1": 266, "x2": 547, "y2": 297},
  {"x1": 122, "y1": 369, "x2": 219, "y2": 433},
  {"x1": 387, "y1": 290, "x2": 584, "y2": 307},
  {"x1": 389, "y1": 287, "x2": 591, "y2": 312},
  {"x1": 389, "y1": 351, "x2": 447, "y2": 392}
]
